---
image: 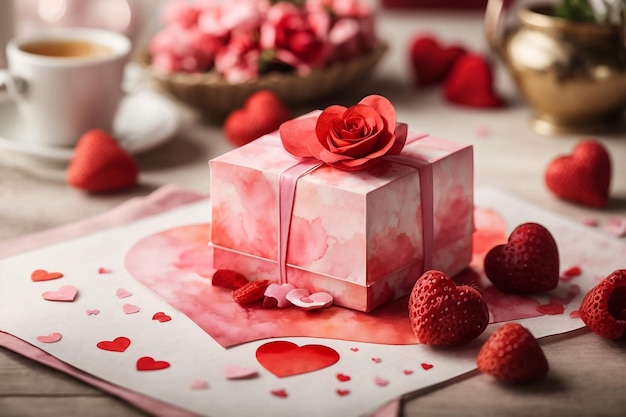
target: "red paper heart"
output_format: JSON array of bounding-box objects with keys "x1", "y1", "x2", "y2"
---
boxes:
[
  {"x1": 31, "y1": 269, "x2": 63, "y2": 282},
  {"x1": 409, "y1": 35, "x2": 466, "y2": 86},
  {"x1": 96, "y1": 337, "x2": 131, "y2": 352},
  {"x1": 136, "y1": 356, "x2": 170, "y2": 371},
  {"x1": 67, "y1": 129, "x2": 138, "y2": 193},
  {"x1": 545, "y1": 140, "x2": 612, "y2": 208},
  {"x1": 421, "y1": 363, "x2": 434, "y2": 370},
  {"x1": 255, "y1": 341, "x2": 340, "y2": 378},
  {"x1": 223, "y1": 90, "x2": 293, "y2": 147},
  {"x1": 270, "y1": 389, "x2": 288, "y2": 398},
  {"x1": 443, "y1": 53, "x2": 504, "y2": 108},
  {"x1": 152, "y1": 312, "x2": 172, "y2": 322}
]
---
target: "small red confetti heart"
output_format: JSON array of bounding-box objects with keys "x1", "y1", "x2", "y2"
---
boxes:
[
  {"x1": 152, "y1": 312, "x2": 172, "y2": 322},
  {"x1": 371, "y1": 357, "x2": 382, "y2": 364},
  {"x1": 42, "y1": 285, "x2": 78, "y2": 302},
  {"x1": 562, "y1": 266, "x2": 582, "y2": 278},
  {"x1": 271, "y1": 389, "x2": 288, "y2": 398},
  {"x1": 37, "y1": 333, "x2": 62, "y2": 343},
  {"x1": 350, "y1": 347, "x2": 359, "y2": 352},
  {"x1": 536, "y1": 303, "x2": 565, "y2": 315},
  {"x1": 136, "y1": 356, "x2": 170, "y2": 371},
  {"x1": 98, "y1": 267, "x2": 112, "y2": 274},
  {"x1": 336, "y1": 373, "x2": 351, "y2": 382},
  {"x1": 421, "y1": 363, "x2": 434, "y2": 370},
  {"x1": 569, "y1": 310, "x2": 581, "y2": 319},
  {"x1": 336, "y1": 389, "x2": 350, "y2": 397},
  {"x1": 31, "y1": 269, "x2": 63, "y2": 282},
  {"x1": 403, "y1": 370, "x2": 414, "y2": 375},
  {"x1": 96, "y1": 337, "x2": 131, "y2": 352}
]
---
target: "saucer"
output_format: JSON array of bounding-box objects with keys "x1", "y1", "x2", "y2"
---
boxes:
[{"x1": 0, "y1": 90, "x2": 180, "y2": 164}]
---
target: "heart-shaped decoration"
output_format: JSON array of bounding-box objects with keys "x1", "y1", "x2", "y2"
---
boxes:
[
  {"x1": 223, "y1": 364, "x2": 258, "y2": 380},
  {"x1": 86, "y1": 309, "x2": 100, "y2": 316},
  {"x1": 152, "y1": 312, "x2": 172, "y2": 322},
  {"x1": 190, "y1": 379, "x2": 209, "y2": 390},
  {"x1": 286, "y1": 288, "x2": 333, "y2": 310},
  {"x1": 263, "y1": 283, "x2": 296, "y2": 308},
  {"x1": 270, "y1": 389, "x2": 288, "y2": 398},
  {"x1": 373, "y1": 376, "x2": 389, "y2": 387},
  {"x1": 42, "y1": 285, "x2": 78, "y2": 302},
  {"x1": 223, "y1": 90, "x2": 293, "y2": 147},
  {"x1": 123, "y1": 303, "x2": 141, "y2": 314},
  {"x1": 336, "y1": 373, "x2": 351, "y2": 382},
  {"x1": 421, "y1": 363, "x2": 434, "y2": 371},
  {"x1": 409, "y1": 35, "x2": 466, "y2": 86},
  {"x1": 484, "y1": 222, "x2": 560, "y2": 294},
  {"x1": 255, "y1": 341, "x2": 340, "y2": 378},
  {"x1": 67, "y1": 129, "x2": 138, "y2": 193},
  {"x1": 136, "y1": 356, "x2": 170, "y2": 371},
  {"x1": 115, "y1": 288, "x2": 132, "y2": 299},
  {"x1": 443, "y1": 53, "x2": 504, "y2": 108},
  {"x1": 336, "y1": 389, "x2": 350, "y2": 397},
  {"x1": 96, "y1": 336, "x2": 131, "y2": 352},
  {"x1": 409, "y1": 270, "x2": 489, "y2": 346},
  {"x1": 37, "y1": 333, "x2": 62, "y2": 343},
  {"x1": 31, "y1": 269, "x2": 63, "y2": 282},
  {"x1": 545, "y1": 140, "x2": 611, "y2": 208}
]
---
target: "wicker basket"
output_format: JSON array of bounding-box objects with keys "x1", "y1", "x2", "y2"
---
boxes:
[{"x1": 141, "y1": 42, "x2": 388, "y2": 118}]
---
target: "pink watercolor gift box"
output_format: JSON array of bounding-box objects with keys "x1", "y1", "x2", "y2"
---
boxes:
[{"x1": 209, "y1": 117, "x2": 473, "y2": 312}]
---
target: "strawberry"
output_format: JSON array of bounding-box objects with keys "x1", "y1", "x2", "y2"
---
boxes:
[
  {"x1": 409, "y1": 270, "x2": 489, "y2": 346},
  {"x1": 484, "y1": 223, "x2": 560, "y2": 294},
  {"x1": 409, "y1": 35, "x2": 466, "y2": 86},
  {"x1": 223, "y1": 90, "x2": 293, "y2": 147},
  {"x1": 443, "y1": 53, "x2": 505, "y2": 108},
  {"x1": 232, "y1": 280, "x2": 270, "y2": 305},
  {"x1": 67, "y1": 129, "x2": 138, "y2": 193},
  {"x1": 545, "y1": 139, "x2": 612, "y2": 208},
  {"x1": 477, "y1": 322, "x2": 548, "y2": 383},
  {"x1": 579, "y1": 269, "x2": 626, "y2": 339},
  {"x1": 211, "y1": 269, "x2": 249, "y2": 290}
]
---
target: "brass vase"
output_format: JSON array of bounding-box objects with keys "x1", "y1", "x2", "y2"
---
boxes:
[{"x1": 485, "y1": 0, "x2": 626, "y2": 135}]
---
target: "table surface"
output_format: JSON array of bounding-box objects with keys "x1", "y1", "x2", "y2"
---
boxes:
[{"x1": 1, "y1": 5, "x2": 626, "y2": 417}]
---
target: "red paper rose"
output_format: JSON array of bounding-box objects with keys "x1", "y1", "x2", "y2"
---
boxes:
[{"x1": 279, "y1": 95, "x2": 407, "y2": 171}]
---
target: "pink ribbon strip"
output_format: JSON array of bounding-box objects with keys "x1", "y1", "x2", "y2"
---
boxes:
[{"x1": 276, "y1": 133, "x2": 433, "y2": 285}]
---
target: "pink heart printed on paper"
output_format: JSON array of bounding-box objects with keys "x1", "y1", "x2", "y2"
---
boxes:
[
  {"x1": 36, "y1": 333, "x2": 62, "y2": 343},
  {"x1": 124, "y1": 207, "x2": 554, "y2": 348},
  {"x1": 42, "y1": 285, "x2": 78, "y2": 302}
]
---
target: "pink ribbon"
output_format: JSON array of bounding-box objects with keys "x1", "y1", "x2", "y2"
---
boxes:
[{"x1": 277, "y1": 133, "x2": 433, "y2": 285}]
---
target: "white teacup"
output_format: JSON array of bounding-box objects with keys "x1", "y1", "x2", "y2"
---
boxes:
[{"x1": 0, "y1": 28, "x2": 131, "y2": 147}]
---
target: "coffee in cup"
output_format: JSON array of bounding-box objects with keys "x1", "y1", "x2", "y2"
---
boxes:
[{"x1": 1, "y1": 28, "x2": 132, "y2": 147}]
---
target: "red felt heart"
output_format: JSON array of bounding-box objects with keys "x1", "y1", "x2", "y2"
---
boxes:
[
  {"x1": 67, "y1": 129, "x2": 138, "y2": 193},
  {"x1": 96, "y1": 337, "x2": 131, "y2": 352},
  {"x1": 443, "y1": 53, "x2": 505, "y2": 108},
  {"x1": 31, "y1": 269, "x2": 63, "y2": 282},
  {"x1": 409, "y1": 35, "x2": 466, "y2": 86},
  {"x1": 545, "y1": 139, "x2": 612, "y2": 208},
  {"x1": 136, "y1": 356, "x2": 170, "y2": 371},
  {"x1": 255, "y1": 341, "x2": 340, "y2": 378},
  {"x1": 223, "y1": 90, "x2": 293, "y2": 147}
]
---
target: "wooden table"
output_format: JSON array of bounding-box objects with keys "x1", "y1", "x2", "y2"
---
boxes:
[{"x1": 1, "y1": 6, "x2": 625, "y2": 417}]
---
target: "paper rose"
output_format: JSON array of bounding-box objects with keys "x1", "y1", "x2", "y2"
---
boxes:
[{"x1": 279, "y1": 95, "x2": 408, "y2": 171}]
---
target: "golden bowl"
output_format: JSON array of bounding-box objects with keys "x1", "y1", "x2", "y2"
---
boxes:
[{"x1": 140, "y1": 42, "x2": 388, "y2": 119}]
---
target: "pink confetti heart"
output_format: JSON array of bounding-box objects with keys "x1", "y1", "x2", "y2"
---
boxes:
[
  {"x1": 36, "y1": 333, "x2": 62, "y2": 343},
  {"x1": 190, "y1": 379, "x2": 209, "y2": 390},
  {"x1": 403, "y1": 369, "x2": 414, "y2": 375},
  {"x1": 371, "y1": 357, "x2": 382, "y2": 364},
  {"x1": 264, "y1": 283, "x2": 296, "y2": 308},
  {"x1": 116, "y1": 288, "x2": 132, "y2": 298},
  {"x1": 223, "y1": 364, "x2": 258, "y2": 380},
  {"x1": 286, "y1": 288, "x2": 333, "y2": 310},
  {"x1": 350, "y1": 347, "x2": 359, "y2": 352},
  {"x1": 42, "y1": 285, "x2": 78, "y2": 302},
  {"x1": 123, "y1": 303, "x2": 140, "y2": 314},
  {"x1": 373, "y1": 376, "x2": 389, "y2": 387},
  {"x1": 86, "y1": 309, "x2": 100, "y2": 316}
]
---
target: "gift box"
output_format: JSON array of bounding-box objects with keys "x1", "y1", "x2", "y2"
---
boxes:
[{"x1": 209, "y1": 120, "x2": 473, "y2": 312}]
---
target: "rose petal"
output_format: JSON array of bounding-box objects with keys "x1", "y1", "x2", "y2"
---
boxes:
[
  {"x1": 279, "y1": 116, "x2": 318, "y2": 157},
  {"x1": 359, "y1": 95, "x2": 397, "y2": 138}
]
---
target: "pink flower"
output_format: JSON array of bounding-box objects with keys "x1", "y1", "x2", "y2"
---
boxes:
[
  {"x1": 161, "y1": 1, "x2": 202, "y2": 28},
  {"x1": 260, "y1": 2, "x2": 329, "y2": 73},
  {"x1": 197, "y1": 0, "x2": 268, "y2": 38},
  {"x1": 150, "y1": 25, "x2": 220, "y2": 73},
  {"x1": 215, "y1": 33, "x2": 261, "y2": 83},
  {"x1": 279, "y1": 95, "x2": 407, "y2": 171}
]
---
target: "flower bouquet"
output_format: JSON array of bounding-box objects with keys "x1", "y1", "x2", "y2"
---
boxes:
[{"x1": 143, "y1": 0, "x2": 387, "y2": 117}]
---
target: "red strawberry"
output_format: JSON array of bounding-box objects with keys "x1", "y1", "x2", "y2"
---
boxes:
[
  {"x1": 443, "y1": 53, "x2": 505, "y2": 108},
  {"x1": 223, "y1": 90, "x2": 293, "y2": 147},
  {"x1": 579, "y1": 270, "x2": 626, "y2": 339},
  {"x1": 545, "y1": 139, "x2": 611, "y2": 208},
  {"x1": 67, "y1": 129, "x2": 138, "y2": 193},
  {"x1": 409, "y1": 35, "x2": 466, "y2": 86},
  {"x1": 211, "y1": 269, "x2": 249, "y2": 290},
  {"x1": 232, "y1": 280, "x2": 270, "y2": 305},
  {"x1": 409, "y1": 270, "x2": 489, "y2": 346},
  {"x1": 484, "y1": 223, "x2": 559, "y2": 294},
  {"x1": 477, "y1": 322, "x2": 548, "y2": 383}
]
